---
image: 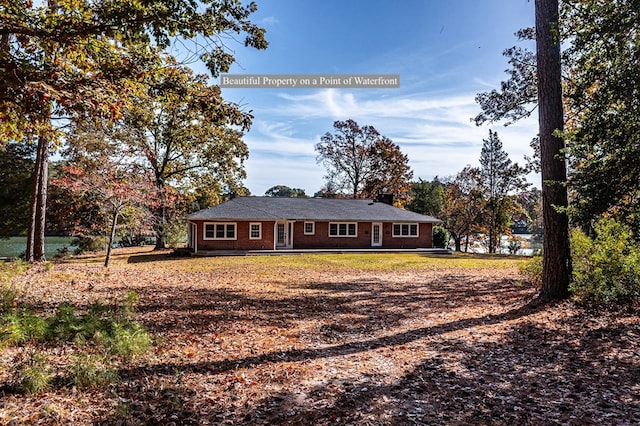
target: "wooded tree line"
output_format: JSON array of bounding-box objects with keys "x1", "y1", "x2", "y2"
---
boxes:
[
  {"x1": 2, "y1": 119, "x2": 538, "y2": 258},
  {"x1": 268, "y1": 121, "x2": 538, "y2": 255},
  {"x1": 405, "y1": 130, "x2": 538, "y2": 255},
  {"x1": 1, "y1": 0, "x2": 267, "y2": 264}
]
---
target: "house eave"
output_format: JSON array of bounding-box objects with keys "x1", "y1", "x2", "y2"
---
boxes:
[{"x1": 188, "y1": 217, "x2": 441, "y2": 223}]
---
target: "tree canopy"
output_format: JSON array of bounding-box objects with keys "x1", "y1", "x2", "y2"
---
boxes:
[
  {"x1": 563, "y1": 0, "x2": 640, "y2": 234},
  {"x1": 66, "y1": 62, "x2": 251, "y2": 249},
  {"x1": 471, "y1": 0, "x2": 640, "y2": 296},
  {"x1": 315, "y1": 119, "x2": 413, "y2": 201},
  {"x1": 441, "y1": 166, "x2": 485, "y2": 252},
  {"x1": 0, "y1": 0, "x2": 267, "y2": 141},
  {"x1": 53, "y1": 139, "x2": 154, "y2": 267},
  {"x1": 265, "y1": 185, "x2": 308, "y2": 198},
  {"x1": 1, "y1": 0, "x2": 267, "y2": 259},
  {"x1": 0, "y1": 143, "x2": 34, "y2": 237},
  {"x1": 473, "y1": 0, "x2": 640, "y2": 238},
  {"x1": 405, "y1": 178, "x2": 445, "y2": 217}
]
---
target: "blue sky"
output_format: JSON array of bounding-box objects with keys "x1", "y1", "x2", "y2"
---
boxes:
[{"x1": 203, "y1": 0, "x2": 538, "y2": 196}]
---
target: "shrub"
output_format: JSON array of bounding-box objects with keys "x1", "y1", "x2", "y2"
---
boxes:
[
  {"x1": 0, "y1": 309, "x2": 48, "y2": 347},
  {"x1": 570, "y1": 218, "x2": 640, "y2": 308},
  {"x1": 97, "y1": 321, "x2": 152, "y2": 357},
  {"x1": 164, "y1": 220, "x2": 187, "y2": 249},
  {"x1": 1, "y1": 287, "x2": 151, "y2": 394},
  {"x1": 507, "y1": 236, "x2": 523, "y2": 255},
  {"x1": 46, "y1": 302, "x2": 83, "y2": 342},
  {"x1": 70, "y1": 354, "x2": 119, "y2": 389},
  {"x1": 0, "y1": 284, "x2": 19, "y2": 313},
  {"x1": 71, "y1": 236, "x2": 106, "y2": 255},
  {"x1": 45, "y1": 297, "x2": 151, "y2": 358},
  {"x1": 0, "y1": 262, "x2": 17, "y2": 314},
  {"x1": 54, "y1": 246, "x2": 71, "y2": 259},
  {"x1": 11, "y1": 258, "x2": 29, "y2": 275},
  {"x1": 119, "y1": 291, "x2": 140, "y2": 321},
  {"x1": 1, "y1": 259, "x2": 29, "y2": 291},
  {"x1": 13, "y1": 351, "x2": 52, "y2": 394},
  {"x1": 2, "y1": 292, "x2": 152, "y2": 359},
  {"x1": 519, "y1": 253, "x2": 542, "y2": 288},
  {"x1": 432, "y1": 225, "x2": 450, "y2": 249}
]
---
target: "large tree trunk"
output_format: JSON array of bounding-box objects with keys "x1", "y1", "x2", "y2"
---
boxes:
[
  {"x1": 26, "y1": 142, "x2": 41, "y2": 262},
  {"x1": 489, "y1": 206, "x2": 495, "y2": 254},
  {"x1": 34, "y1": 135, "x2": 49, "y2": 261},
  {"x1": 26, "y1": 135, "x2": 49, "y2": 262},
  {"x1": 536, "y1": 0, "x2": 571, "y2": 299}
]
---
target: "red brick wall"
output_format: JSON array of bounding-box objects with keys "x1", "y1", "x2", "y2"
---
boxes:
[
  {"x1": 380, "y1": 223, "x2": 433, "y2": 249},
  {"x1": 293, "y1": 222, "x2": 370, "y2": 249},
  {"x1": 192, "y1": 220, "x2": 276, "y2": 251},
  {"x1": 293, "y1": 222, "x2": 433, "y2": 249},
  {"x1": 191, "y1": 220, "x2": 433, "y2": 251}
]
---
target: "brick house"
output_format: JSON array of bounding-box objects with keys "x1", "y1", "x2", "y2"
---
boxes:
[{"x1": 186, "y1": 196, "x2": 441, "y2": 253}]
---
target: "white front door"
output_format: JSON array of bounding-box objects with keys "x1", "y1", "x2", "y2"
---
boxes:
[
  {"x1": 371, "y1": 222, "x2": 382, "y2": 247},
  {"x1": 275, "y1": 221, "x2": 294, "y2": 249}
]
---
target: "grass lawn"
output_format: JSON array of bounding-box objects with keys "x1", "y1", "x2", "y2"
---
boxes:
[{"x1": 1, "y1": 248, "x2": 639, "y2": 425}]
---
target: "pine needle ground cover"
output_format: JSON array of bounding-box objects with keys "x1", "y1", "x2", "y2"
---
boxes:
[{"x1": 1, "y1": 249, "x2": 639, "y2": 425}]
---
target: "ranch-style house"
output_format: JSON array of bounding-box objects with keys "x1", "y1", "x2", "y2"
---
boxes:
[{"x1": 186, "y1": 196, "x2": 441, "y2": 253}]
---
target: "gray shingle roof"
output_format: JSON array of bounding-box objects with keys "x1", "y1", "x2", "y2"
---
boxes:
[{"x1": 186, "y1": 197, "x2": 441, "y2": 223}]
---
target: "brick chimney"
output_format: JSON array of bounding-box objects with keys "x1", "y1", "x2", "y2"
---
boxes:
[{"x1": 376, "y1": 193, "x2": 394, "y2": 205}]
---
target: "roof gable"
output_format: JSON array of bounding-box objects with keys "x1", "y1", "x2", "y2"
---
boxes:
[{"x1": 187, "y1": 197, "x2": 441, "y2": 223}]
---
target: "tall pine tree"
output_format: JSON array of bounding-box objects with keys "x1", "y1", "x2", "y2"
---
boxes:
[
  {"x1": 536, "y1": 0, "x2": 571, "y2": 299},
  {"x1": 478, "y1": 130, "x2": 527, "y2": 253}
]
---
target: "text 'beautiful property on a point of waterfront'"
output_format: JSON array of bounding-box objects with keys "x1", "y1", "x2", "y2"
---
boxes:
[{"x1": 220, "y1": 74, "x2": 400, "y2": 88}]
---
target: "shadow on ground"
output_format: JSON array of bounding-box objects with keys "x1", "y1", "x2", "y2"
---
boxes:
[{"x1": 94, "y1": 269, "x2": 640, "y2": 425}]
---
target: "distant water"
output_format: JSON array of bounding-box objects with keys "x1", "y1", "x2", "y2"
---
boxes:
[
  {"x1": 462, "y1": 234, "x2": 543, "y2": 256},
  {"x1": 0, "y1": 236, "x2": 77, "y2": 259}
]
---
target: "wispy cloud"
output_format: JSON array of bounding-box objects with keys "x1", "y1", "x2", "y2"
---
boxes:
[
  {"x1": 277, "y1": 88, "x2": 478, "y2": 121},
  {"x1": 243, "y1": 87, "x2": 539, "y2": 194},
  {"x1": 247, "y1": 121, "x2": 318, "y2": 156},
  {"x1": 261, "y1": 16, "x2": 279, "y2": 26}
]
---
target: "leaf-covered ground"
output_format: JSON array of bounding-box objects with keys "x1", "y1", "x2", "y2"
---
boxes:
[{"x1": 2, "y1": 249, "x2": 639, "y2": 425}]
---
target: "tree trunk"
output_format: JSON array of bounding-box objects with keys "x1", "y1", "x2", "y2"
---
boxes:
[
  {"x1": 26, "y1": 135, "x2": 49, "y2": 262},
  {"x1": 489, "y1": 222, "x2": 495, "y2": 254},
  {"x1": 104, "y1": 211, "x2": 118, "y2": 268},
  {"x1": 454, "y1": 236, "x2": 462, "y2": 252},
  {"x1": 34, "y1": 135, "x2": 49, "y2": 261},
  {"x1": 489, "y1": 201, "x2": 499, "y2": 254},
  {"x1": 489, "y1": 223, "x2": 496, "y2": 253},
  {"x1": 154, "y1": 180, "x2": 166, "y2": 250},
  {"x1": 26, "y1": 142, "x2": 42, "y2": 262},
  {"x1": 536, "y1": 0, "x2": 571, "y2": 299}
]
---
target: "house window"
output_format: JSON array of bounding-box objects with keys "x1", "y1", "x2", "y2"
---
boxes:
[
  {"x1": 304, "y1": 222, "x2": 315, "y2": 235},
  {"x1": 329, "y1": 222, "x2": 357, "y2": 237},
  {"x1": 249, "y1": 223, "x2": 262, "y2": 240},
  {"x1": 392, "y1": 223, "x2": 419, "y2": 237},
  {"x1": 204, "y1": 224, "x2": 215, "y2": 239},
  {"x1": 204, "y1": 222, "x2": 236, "y2": 240}
]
